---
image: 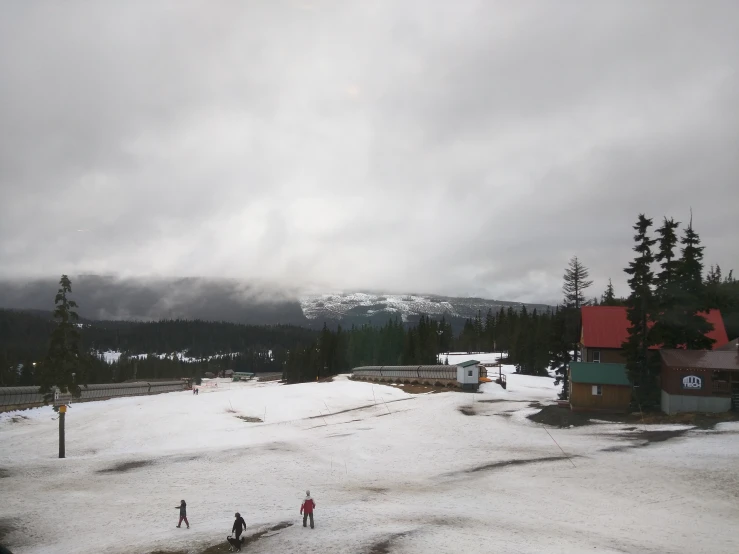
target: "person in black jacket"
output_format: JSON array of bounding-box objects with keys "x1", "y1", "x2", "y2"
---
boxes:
[
  {"x1": 176, "y1": 500, "x2": 189, "y2": 528},
  {"x1": 232, "y1": 512, "x2": 246, "y2": 541}
]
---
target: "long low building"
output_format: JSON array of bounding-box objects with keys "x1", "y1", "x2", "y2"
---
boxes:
[
  {"x1": 352, "y1": 360, "x2": 481, "y2": 391},
  {"x1": 660, "y1": 349, "x2": 739, "y2": 414},
  {"x1": 0, "y1": 381, "x2": 187, "y2": 412}
]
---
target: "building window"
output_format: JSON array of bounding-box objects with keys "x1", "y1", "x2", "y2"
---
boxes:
[
  {"x1": 592, "y1": 385, "x2": 602, "y2": 396},
  {"x1": 592, "y1": 351, "x2": 601, "y2": 363},
  {"x1": 467, "y1": 370, "x2": 473, "y2": 377}
]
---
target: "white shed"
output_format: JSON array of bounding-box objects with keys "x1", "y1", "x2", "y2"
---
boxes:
[{"x1": 456, "y1": 360, "x2": 480, "y2": 390}]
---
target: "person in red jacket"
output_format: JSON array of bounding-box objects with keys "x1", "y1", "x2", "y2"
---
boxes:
[{"x1": 300, "y1": 490, "x2": 316, "y2": 529}]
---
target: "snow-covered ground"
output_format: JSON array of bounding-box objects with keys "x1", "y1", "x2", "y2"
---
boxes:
[
  {"x1": 98, "y1": 350, "x2": 274, "y2": 364},
  {"x1": 2, "y1": 371, "x2": 738, "y2": 554}
]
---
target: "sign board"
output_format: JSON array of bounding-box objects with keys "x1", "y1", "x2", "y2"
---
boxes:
[
  {"x1": 681, "y1": 375, "x2": 703, "y2": 390},
  {"x1": 59, "y1": 405, "x2": 67, "y2": 413}
]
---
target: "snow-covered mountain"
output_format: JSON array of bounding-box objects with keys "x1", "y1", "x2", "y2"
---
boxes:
[
  {"x1": 300, "y1": 292, "x2": 551, "y2": 326},
  {"x1": 0, "y1": 276, "x2": 552, "y2": 330}
]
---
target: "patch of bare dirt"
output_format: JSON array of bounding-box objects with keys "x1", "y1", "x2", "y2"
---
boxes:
[
  {"x1": 305, "y1": 398, "x2": 414, "y2": 420},
  {"x1": 445, "y1": 456, "x2": 576, "y2": 477},
  {"x1": 235, "y1": 415, "x2": 263, "y2": 423},
  {"x1": 531, "y1": 405, "x2": 739, "y2": 430},
  {"x1": 528, "y1": 405, "x2": 596, "y2": 427},
  {"x1": 366, "y1": 531, "x2": 411, "y2": 554},
  {"x1": 476, "y1": 399, "x2": 529, "y2": 404},
  {"x1": 395, "y1": 383, "x2": 441, "y2": 394},
  {"x1": 197, "y1": 522, "x2": 293, "y2": 554},
  {"x1": 0, "y1": 517, "x2": 19, "y2": 547},
  {"x1": 97, "y1": 460, "x2": 154, "y2": 473},
  {"x1": 349, "y1": 378, "x2": 443, "y2": 395},
  {"x1": 362, "y1": 486, "x2": 389, "y2": 493},
  {"x1": 261, "y1": 442, "x2": 297, "y2": 452},
  {"x1": 8, "y1": 415, "x2": 29, "y2": 423},
  {"x1": 635, "y1": 410, "x2": 739, "y2": 429},
  {"x1": 600, "y1": 429, "x2": 691, "y2": 452}
]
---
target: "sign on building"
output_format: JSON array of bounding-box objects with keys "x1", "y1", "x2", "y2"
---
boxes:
[{"x1": 681, "y1": 375, "x2": 702, "y2": 390}]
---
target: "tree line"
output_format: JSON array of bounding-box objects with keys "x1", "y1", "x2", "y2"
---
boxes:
[{"x1": 0, "y1": 302, "x2": 318, "y2": 387}]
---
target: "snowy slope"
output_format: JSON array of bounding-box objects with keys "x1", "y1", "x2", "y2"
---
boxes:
[
  {"x1": 1, "y1": 374, "x2": 738, "y2": 554},
  {"x1": 300, "y1": 292, "x2": 550, "y2": 322}
]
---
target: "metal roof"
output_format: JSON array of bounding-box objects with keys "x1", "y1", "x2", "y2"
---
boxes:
[
  {"x1": 580, "y1": 306, "x2": 729, "y2": 349},
  {"x1": 715, "y1": 338, "x2": 739, "y2": 352},
  {"x1": 569, "y1": 362, "x2": 631, "y2": 386},
  {"x1": 660, "y1": 349, "x2": 739, "y2": 371},
  {"x1": 457, "y1": 360, "x2": 480, "y2": 368},
  {"x1": 354, "y1": 365, "x2": 451, "y2": 372}
]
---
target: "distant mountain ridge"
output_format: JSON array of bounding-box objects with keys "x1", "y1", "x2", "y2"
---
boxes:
[
  {"x1": 0, "y1": 276, "x2": 553, "y2": 331},
  {"x1": 300, "y1": 292, "x2": 552, "y2": 329}
]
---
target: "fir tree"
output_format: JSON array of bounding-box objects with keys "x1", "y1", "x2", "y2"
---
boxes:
[
  {"x1": 600, "y1": 279, "x2": 621, "y2": 306},
  {"x1": 651, "y1": 217, "x2": 682, "y2": 348},
  {"x1": 38, "y1": 276, "x2": 90, "y2": 404},
  {"x1": 563, "y1": 256, "x2": 594, "y2": 309},
  {"x1": 555, "y1": 256, "x2": 593, "y2": 396},
  {"x1": 622, "y1": 215, "x2": 659, "y2": 408},
  {"x1": 550, "y1": 307, "x2": 572, "y2": 399},
  {"x1": 674, "y1": 216, "x2": 714, "y2": 349}
]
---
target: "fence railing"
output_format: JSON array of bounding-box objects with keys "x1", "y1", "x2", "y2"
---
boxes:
[{"x1": 0, "y1": 381, "x2": 187, "y2": 412}]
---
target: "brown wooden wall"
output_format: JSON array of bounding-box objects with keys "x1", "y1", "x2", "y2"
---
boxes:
[
  {"x1": 660, "y1": 363, "x2": 736, "y2": 397},
  {"x1": 570, "y1": 382, "x2": 631, "y2": 412},
  {"x1": 581, "y1": 347, "x2": 627, "y2": 364}
]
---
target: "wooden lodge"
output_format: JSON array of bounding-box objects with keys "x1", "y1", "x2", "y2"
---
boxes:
[
  {"x1": 568, "y1": 362, "x2": 631, "y2": 413},
  {"x1": 578, "y1": 306, "x2": 729, "y2": 364},
  {"x1": 572, "y1": 306, "x2": 734, "y2": 415}
]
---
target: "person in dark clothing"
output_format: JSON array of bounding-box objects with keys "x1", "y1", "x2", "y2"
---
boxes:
[
  {"x1": 176, "y1": 500, "x2": 189, "y2": 528},
  {"x1": 232, "y1": 512, "x2": 246, "y2": 540},
  {"x1": 300, "y1": 490, "x2": 316, "y2": 529}
]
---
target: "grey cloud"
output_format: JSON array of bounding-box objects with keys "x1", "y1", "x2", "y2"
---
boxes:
[{"x1": 1, "y1": 0, "x2": 738, "y2": 305}]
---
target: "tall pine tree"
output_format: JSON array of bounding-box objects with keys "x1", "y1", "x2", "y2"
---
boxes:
[
  {"x1": 622, "y1": 215, "x2": 659, "y2": 408},
  {"x1": 651, "y1": 217, "x2": 682, "y2": 348},
  {"x1": 563, "y1": 256, "x2": 594, "y2": 309},
  {"x1": 674, "y1": 216, "x2": 714, "y2": 349},
  {"x1": 38, "y1": 276, "x2": 90, "y2": 404},
  {"x1": 600, "y1": 279, "x2": 621, "y2": 306},
  {"x1": 555, "y1": 256, "x2": 593, "y2": 398}
]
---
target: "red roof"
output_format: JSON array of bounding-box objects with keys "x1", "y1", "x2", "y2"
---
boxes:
[{"x1": 580, "y1": 306, "x2": 729, "y2": 350}]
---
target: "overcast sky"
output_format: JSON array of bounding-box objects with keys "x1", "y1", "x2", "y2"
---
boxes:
[{"x1": 1, "y1": 1, "x2": 737, "y2": 305}]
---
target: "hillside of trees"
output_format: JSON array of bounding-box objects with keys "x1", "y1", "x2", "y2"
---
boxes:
[{"x1": 0, "y1": 309, "x2": 318, "y2": 386}]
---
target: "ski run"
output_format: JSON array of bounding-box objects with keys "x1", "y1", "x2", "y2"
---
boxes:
[{"x1": 2, "y1": 369, "x2": 738, "y2": 554}]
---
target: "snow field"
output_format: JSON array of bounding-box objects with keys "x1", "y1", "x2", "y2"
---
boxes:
[{"x1": 1, "y1": 373, "x2": 738, "y2": 554}]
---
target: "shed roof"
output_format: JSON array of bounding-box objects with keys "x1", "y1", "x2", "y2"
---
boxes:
[
  {"x1": 715, "y1": 338, "x2": 738, "y2": 352},
  {"x1": 457, "y1": 360, "x2": 480, "y2": 368},
  {"x1": 580, "y1": 306, "x2": 729, "y2": 349},
  {"x1": 660, "y1": 349, "x2": 739, "y2": 371},
  {"x1": 569, "y1": 362, "x2": 631, "y2": 386}
]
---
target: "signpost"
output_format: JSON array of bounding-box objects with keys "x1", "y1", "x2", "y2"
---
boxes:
[{"x1": 58, "y1": 404, "x2": 66, "y2": 459}]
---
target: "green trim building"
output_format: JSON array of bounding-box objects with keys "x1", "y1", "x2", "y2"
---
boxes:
[{"x1": 569, "y1": 362, "x2": 631, "y2": 413}]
